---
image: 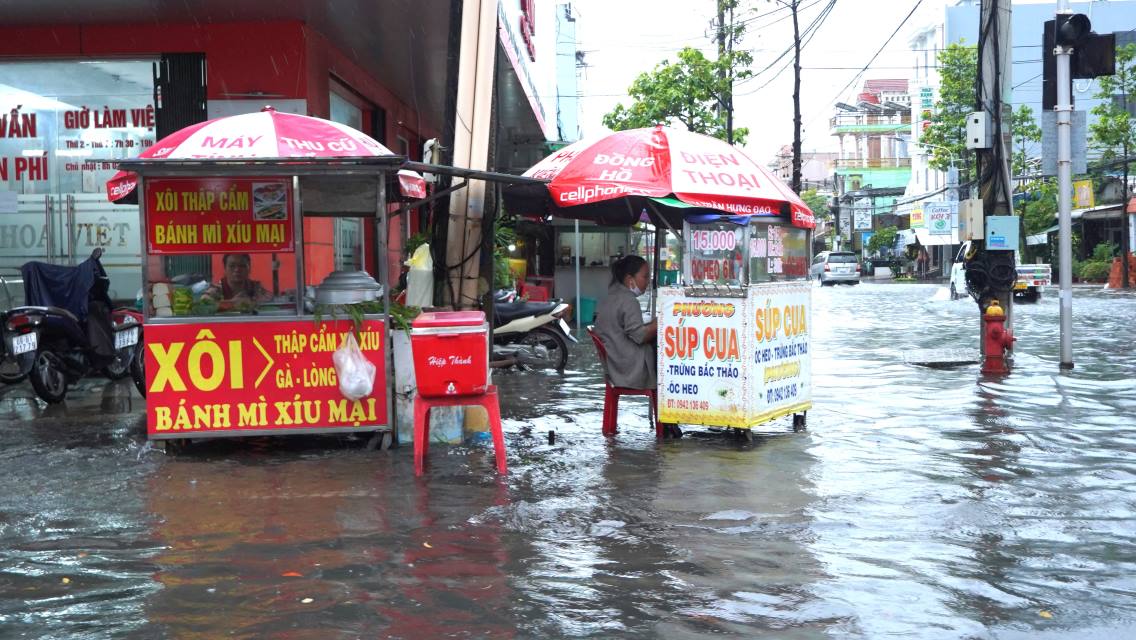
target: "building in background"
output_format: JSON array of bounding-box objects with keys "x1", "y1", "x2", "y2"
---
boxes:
[
  {"x1": 830, "y1": 79, "x2": 912, "y2": 254},
  {"x1": 769, "y1": 145, "x2": 839, "y2": 191},
  {"x1": 0, "y1": 1, "x2": 577, "y2": 304}
]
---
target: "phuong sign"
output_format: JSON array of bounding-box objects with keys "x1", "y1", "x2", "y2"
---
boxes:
[
  {"x1": 657, "y1": 282, "x2": 811, "y2": 427},
  {"x1": 144, "y1": 319, "x2": 387, "y2": 438},
  {"x1": 145, "y1": 177, "x2": 293, "y2": 254}
]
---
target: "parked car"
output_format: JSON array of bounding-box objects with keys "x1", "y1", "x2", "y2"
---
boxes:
[{"x1": 810, "y1": 251, "x2": 861, "y2": 285}]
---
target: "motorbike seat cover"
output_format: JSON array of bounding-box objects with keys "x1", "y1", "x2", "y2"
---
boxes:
[
  {"x1": 20, "y1": 258, "x2": 111, "y2": 322},
  {"x1": 495, "y1": 301, "x2": 558, "y2": 325}
]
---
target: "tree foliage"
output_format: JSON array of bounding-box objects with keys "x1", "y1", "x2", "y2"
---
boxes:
[
  {"x1": 1010, "y1": 104, "x2": 1043, "y2": 179},
  {"x1": 1090, "y1": 43, "x2": 1136, "y2": 162},
  {"x1": 1021, "y1": 178, "x2": 1057, "y2": 236},
  {"x1": 800, "y1": 189, "x2": 829, "y2": 219},
  {"x1": 921, "y1": 42, "x2": 977, "y2": 175},
  {"x1": 866, "y1": 225, "x2": 898, "y2": 256},
  {"x1": 602, "y1": 6, "x2": 753, "y2": 146}
]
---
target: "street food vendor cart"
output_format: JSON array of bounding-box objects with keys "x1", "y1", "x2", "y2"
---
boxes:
[
  {"x1": 656, "y1": 210, "x2": 812, "y2": 434},
  {"x1": 111, "y1": 109, "x2": 424, "y2": 447},
  {"x1": 503, "y1": 125, "x2": 815, "y2": 436}
]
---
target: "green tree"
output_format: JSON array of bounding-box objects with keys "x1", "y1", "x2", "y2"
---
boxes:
[
  {"x1": 866, "y1": 226, "x2": 898, "y2": 256},
  {"x1": 1021, "y1": 179, "x2": 1057, "y2": 236},
  {"x1": 1010, "y1": 104, "x2": 1043, "y2": 180},
  {"x1": 800, "y1": 188, "x2": 830, "y2": 220},
  {"x1": 921, "y1": 42, "x2": 977, "y2": 176},
  {"x1": 1091, "y1": 43, "x2": 1136, "y2": 163},
  {"x1": 602, "y1": 45, "x2": 751, "y2": 144}
]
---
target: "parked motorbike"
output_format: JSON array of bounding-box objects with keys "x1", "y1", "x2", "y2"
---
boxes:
[
  {"x1": 1, "y1": 249, "x2": 143, "y2": 403},
  {"x1": 491, "y1": 289, "x2": 576, "y2": 371}
]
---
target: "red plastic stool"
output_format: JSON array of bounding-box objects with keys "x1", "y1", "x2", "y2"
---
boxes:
[
  {"x1": 586, "y1": 326, "x2": 662, "y2": 438},
  {"x1": 413, "y1": 385, "x2": 506, "y2": 475}
]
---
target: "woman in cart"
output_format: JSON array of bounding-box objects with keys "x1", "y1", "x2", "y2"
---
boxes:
[
  {"x1": 594, "y1": 255, "x2": 657, "y2": 387},
  {"x1": 200, "y1": 253, "x2": 273, "y2": 311}
]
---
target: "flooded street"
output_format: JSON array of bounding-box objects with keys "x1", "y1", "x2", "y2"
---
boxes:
[{"x1": 2, "y1": 283, "x2": 1134, "y2": 638}]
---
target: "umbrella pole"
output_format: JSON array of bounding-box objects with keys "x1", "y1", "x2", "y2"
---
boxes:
[
  {"x1": 574, "y1": 218, "x2": 581, "y2": 334},
  {"x1": 651, "y1": 225, "x2": 662, "y2": 317}
]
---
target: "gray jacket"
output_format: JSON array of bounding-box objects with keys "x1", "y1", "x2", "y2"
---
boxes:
[{"x1": 594, "y1": 282, "x2": 655, "y2": 389}]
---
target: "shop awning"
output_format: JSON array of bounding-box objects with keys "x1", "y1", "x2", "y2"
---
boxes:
[{"x1": 911, "y1": 228, "x2": 959, "y2": 246}]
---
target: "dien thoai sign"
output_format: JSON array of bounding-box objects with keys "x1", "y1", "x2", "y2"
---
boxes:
[
  {"x1": 662, "y1": 322, "x2": 740, "y2": 361},
  {"x1": 754, "y1": 298, "x2": 808, "y2": 342}
]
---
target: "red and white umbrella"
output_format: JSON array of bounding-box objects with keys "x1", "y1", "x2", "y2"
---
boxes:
[
  {"x1": 504, "y1": 125, "x2": 813, "y2": 228},
  {"x1": 106, "y1": 107, "x2": 426, "y2": 202}
]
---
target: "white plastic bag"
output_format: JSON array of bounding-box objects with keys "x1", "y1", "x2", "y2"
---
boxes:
[
  {"x1": 405, "y1": 243, "x2": 434, "y2": 308},
  {"x1": 332, "y1": 332, "x2": 376, "y2": 401}
]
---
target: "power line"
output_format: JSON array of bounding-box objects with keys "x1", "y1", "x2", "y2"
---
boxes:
[{"x1": 801, "y1": 0, "x2": 924, "y2": 133}]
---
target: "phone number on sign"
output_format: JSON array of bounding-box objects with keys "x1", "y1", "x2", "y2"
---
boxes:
[
  {"x1": 666, "y1": 399, "x2": 711, "y2": 410},
  {"x1": 766, "y1": 383, "x2": 798, "y2": 404}
]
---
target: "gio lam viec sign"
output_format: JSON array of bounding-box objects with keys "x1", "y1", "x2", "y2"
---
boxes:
[{"x1": 145, "y1": 177, "x2": 294, "y2": 254}]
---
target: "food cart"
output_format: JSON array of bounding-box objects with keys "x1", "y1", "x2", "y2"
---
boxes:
[
  {"x1": 112, "y1": 110, "x2": 419, "y2": 447},
  {"x1": 656, "y1": 209, "x2": 812, "y2": 435},
  {"x1": 502, "y1": 125, "x2": 814, "y2": 436}
]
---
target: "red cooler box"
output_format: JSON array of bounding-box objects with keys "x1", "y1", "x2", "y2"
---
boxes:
[{"x1": 410, "y1": 311, "x2": 490, "y2": 397}]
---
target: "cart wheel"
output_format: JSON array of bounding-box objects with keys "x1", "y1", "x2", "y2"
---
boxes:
[
  {"x1": 792, "y1": 412, "x2": 808, "y2": 432},
  {"x1": 743, "y1": 429, "x2": 754, "y2": 443},
  {"x1": 665, "y1": 423, "x2": 683, "y2": 439},
  {"x1": 163, "y1": 439, "x2": 188, "y2": 454}
]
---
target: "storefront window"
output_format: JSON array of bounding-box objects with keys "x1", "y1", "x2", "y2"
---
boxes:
[
  {"x1": 557, "y1": 228, "x2": 631, "y2": 268},
  {"x1": 0, "y1": 59, "x2": 155, "y2": 300},
  {"x1": 750, "y1": 224, "x2": 810, "y2": 282}
]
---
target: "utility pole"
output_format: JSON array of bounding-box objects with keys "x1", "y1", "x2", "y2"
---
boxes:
[
  {"x1": 972, "y1": 0, "x2": 1016, "y2": 363},
  {"x1": 1123, "y1": 80, "x2": 1131, "y2": 289},
  {"x1": 716, "y1": 0, "x2": 735, "y2": 144},
  {"x1": 791, "y1": 0, "x2": 803, "y2": 193}
]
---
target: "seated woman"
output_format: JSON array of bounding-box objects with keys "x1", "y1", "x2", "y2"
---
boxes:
[
  {"x1": 200, "y1": 253, "x2": 272, "y2": 311},
  {"x1": 594, "y1": 255, "x2": 656, "y2": 389}
]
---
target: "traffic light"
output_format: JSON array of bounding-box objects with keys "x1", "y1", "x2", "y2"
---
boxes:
[{"x1": 1042, "y1": 16, "x2": 1116, "y2": 110}]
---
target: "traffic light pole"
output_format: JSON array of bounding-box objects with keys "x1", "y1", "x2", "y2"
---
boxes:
[{"x1": 1056, "y1": 0, "x2": 1075, "y2": 368}]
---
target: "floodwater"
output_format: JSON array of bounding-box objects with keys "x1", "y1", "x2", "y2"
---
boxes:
[{"x1": 1, "y1": 283, "x2": 1134, "y2": 639}]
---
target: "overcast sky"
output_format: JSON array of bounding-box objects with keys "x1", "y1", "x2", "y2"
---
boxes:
[{"x1": 570, "y1": 0, "x2": 1012, "y2": 162}]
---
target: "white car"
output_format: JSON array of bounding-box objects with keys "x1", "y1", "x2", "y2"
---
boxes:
[
  {"x1": 810, "y1": 251, "x2": 861, "y2": 285},
  {"x1": 949, "y1": 241, "x2": 1052, "y2": 302}
]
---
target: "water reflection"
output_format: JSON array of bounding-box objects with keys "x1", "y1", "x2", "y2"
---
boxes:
[{"x1": 0, "y1": 284, "x2": 1134, "y2": 638}]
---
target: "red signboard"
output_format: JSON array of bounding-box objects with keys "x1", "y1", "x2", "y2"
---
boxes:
[
  {"x1": 145, "y1": 177, "x2": 294, "y2": 254},
  {"x1": 144, "y1": 319, "x2": 387, "y2": 438}
]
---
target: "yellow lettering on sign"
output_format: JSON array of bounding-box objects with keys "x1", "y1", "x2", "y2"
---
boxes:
[{"x1": 150, "y1": 342, "x2": 186, "y2": 392}]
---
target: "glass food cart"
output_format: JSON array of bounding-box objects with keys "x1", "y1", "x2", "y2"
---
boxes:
[
  {"x1": 119, "y1": 157, "x2": 400, "y2": 447},
  {"x1": 656, "y1": 213, "x2": 812, "y2": 436}
]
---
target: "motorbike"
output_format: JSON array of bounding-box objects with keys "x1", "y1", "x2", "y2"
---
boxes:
[
  {"x1": 491, "y1": 289, "x2": 576, "y2": 371},
  {"x1": 1, "y1": 248, "x2": 143, "y2": 403}
]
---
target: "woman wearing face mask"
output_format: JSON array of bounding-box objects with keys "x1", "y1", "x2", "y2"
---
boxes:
[{"x1": 593, "y1": 255, "x2": 656, "y2": 390}]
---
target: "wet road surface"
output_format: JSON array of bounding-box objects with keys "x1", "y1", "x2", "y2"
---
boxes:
[{"x1": 1, "y1": 283, "x2": 1134, "y2": 638}]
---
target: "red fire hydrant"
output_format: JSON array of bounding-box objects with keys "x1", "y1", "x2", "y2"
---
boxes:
[{"x1": 981, "y1": 300, "x2": 1015, "y2": 374}]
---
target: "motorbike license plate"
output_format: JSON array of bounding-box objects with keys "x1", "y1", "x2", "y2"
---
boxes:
[
  {"x1": 115, "y1": 327, "x2": 139, "y2": 349},
  {"x1": 11, "y1": 332, "x2": 36, "y2": 355}
]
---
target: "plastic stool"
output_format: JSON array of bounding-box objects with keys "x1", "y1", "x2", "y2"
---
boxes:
[
  {"x1": 413, "y1": 385, "x2": 506, "y2": 475},
  {"x1": 586, "y1": 326, "x2": 662, "y2": 438}
]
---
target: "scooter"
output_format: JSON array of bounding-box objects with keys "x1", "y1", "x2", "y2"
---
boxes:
[
  {"x1": 491, "y1": 289, "x2": 576, "y2": 371},
  {"x1": 2, "y1": 249, "x2": 143, "y2": 403}
]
